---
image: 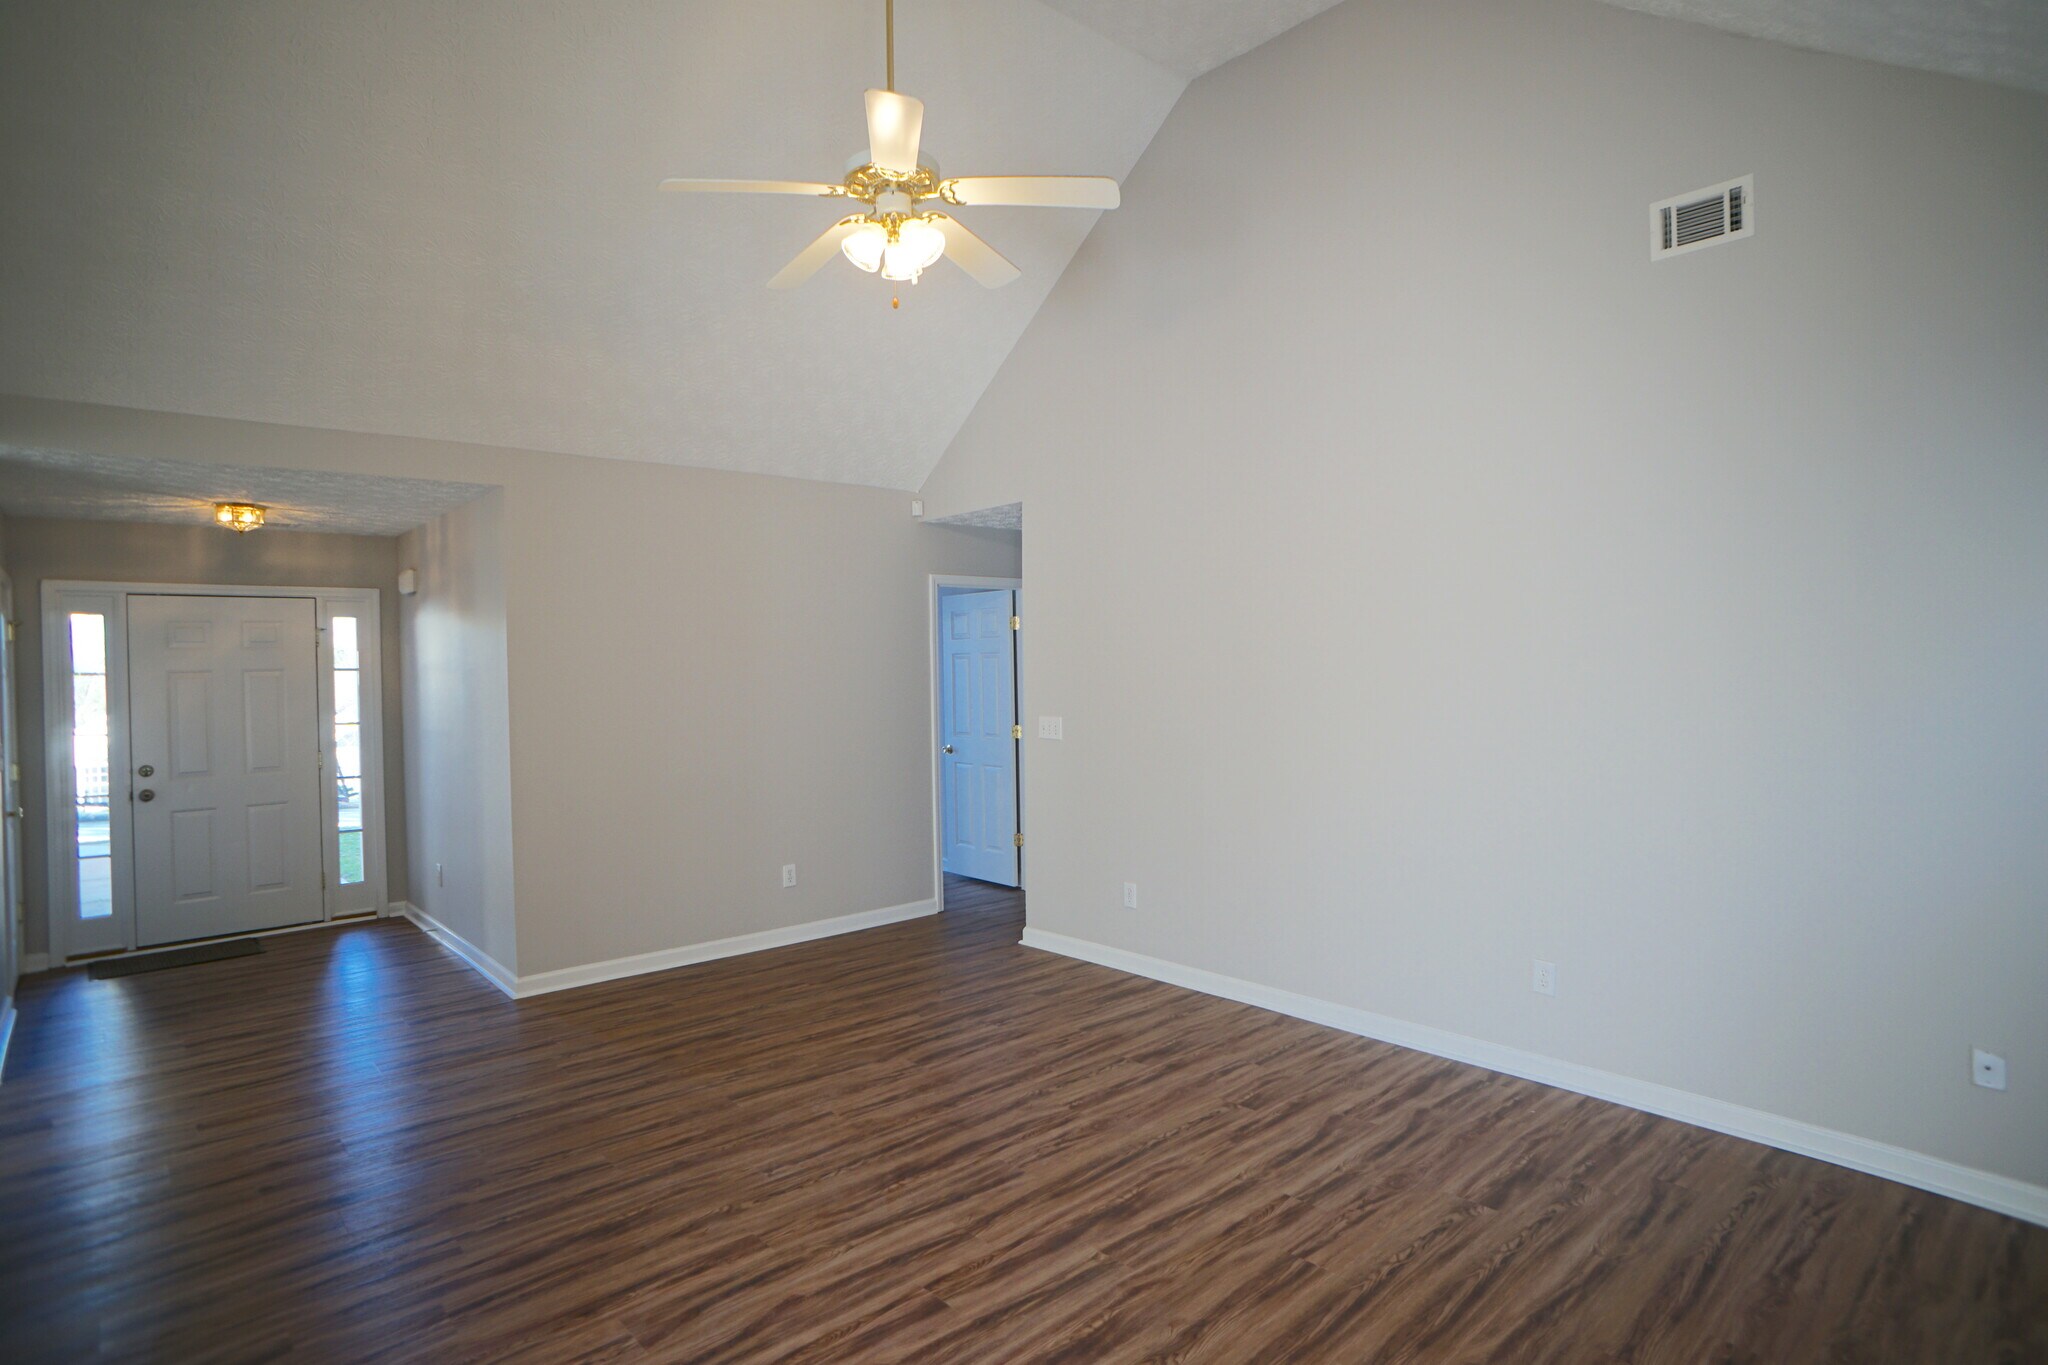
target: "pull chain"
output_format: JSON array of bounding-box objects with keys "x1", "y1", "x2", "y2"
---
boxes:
[{"x1": 885, "y1": 0, "x2": 895, "y2": 91}]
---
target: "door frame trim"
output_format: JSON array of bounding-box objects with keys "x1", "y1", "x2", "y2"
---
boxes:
[
  {"x1": 39, "y1": 581, "x2": 387, "y2": 964},
  {"x1": 927, "y1": 574, "x2": 1025, "y2": 911}
]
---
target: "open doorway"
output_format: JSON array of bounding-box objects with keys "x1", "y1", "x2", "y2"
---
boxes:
[{"x1": 929, "y1": 574, "x2": 1023, "y2": 910}]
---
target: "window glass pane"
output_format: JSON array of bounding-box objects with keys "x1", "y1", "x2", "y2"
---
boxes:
[
  {"x1": 72, "y1": 725, "x2": 110, "y2": 806},
  {"x1": 332, "y1": 616, "x2": 359, "y2": 670},
  {"x1": 337, "y1": 767, "x2": 364, "y2": 886},
  {"x1": 73, "y1": 674, "x2": 108, "y2": 739},
  {"x1": 79, "y1": 855, "x2": 113, "y2": 920},
  {"x1": 336, "y1": 774, "x2": 363, "y2": 833},
  {"x1": 335, "y1": 722, "x2": 361, "y2": 780},
  {"x1": 70, "y1": 612, "x2": 107, "y2": 675},
  {"x1": 338, "y1": 830, "x2": 364, "y2": 886},
  {"x1": 334, "y1": 670, "x2": 360, "y2": 725},
  {"x1": 331, "y1": 614, "x2": 367, "y2": 887},
  {"x1": 69, "y1": 612, "x2": 114, "y2": 920}
]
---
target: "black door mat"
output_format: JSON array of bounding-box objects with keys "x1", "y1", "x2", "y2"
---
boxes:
[{"x1": 89, "y1": 938, "x2": 262, "y2": 979}]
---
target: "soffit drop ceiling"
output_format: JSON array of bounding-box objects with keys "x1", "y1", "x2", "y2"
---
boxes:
[
  {"x1": 0, "y1": 1, "x2": 1183, "y2": 492},
  {"x1": 0, "y1": 447, "x2": 493, "y2": 537}
]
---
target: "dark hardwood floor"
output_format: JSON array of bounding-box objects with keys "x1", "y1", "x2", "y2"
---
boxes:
[{"x1": 3, "y1": 876, "x2": 2043, "y2": 1362}]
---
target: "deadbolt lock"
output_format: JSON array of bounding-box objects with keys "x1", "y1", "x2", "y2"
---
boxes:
[{"x1": 138, "y1": 764, "x2": 155, "y2": 778}]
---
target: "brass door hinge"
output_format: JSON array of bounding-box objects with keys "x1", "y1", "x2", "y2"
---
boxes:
[
  {"x1": 1011, "y1": 724, "x2": 1022, "y2": 740},
  {"x1": 1010, "y1": 615, "x2": 1020, "y2": 631},
  {"x1": 1013, "y1": 832, "x2": 1025, "y2": 847}
]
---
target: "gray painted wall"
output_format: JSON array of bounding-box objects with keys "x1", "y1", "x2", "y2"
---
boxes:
[
  {"x1": 921, "y1": 0, "x2": 2048, "y2": 1188},
  {"x1": 1, "y1": 517, "x2": 409, "y2": 957},
  {"x1": 495, "y1": 461, "x2": 1023, "y2": 975},
  {"x1": 0, "y1": 398, "x2": 1022, "y2": 981},
  {"x1": 398, "y1": 492, "x2": 517, "y2": 972}
]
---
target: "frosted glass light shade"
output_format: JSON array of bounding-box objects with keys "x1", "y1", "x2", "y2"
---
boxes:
[
  {"x1": 840, "y1": 221, "x2": 887, "y2": 273},
  {"x1": 881, "y1": 217, "x2": 946, "y2": 282}
]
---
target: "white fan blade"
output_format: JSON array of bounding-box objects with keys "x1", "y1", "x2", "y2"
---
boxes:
[
  {"x1": 769, "y1": 217, "x2": 867, "y2": 289},
  {"x1": 659, "y1": 178, "x2": 844, "y2": 196},
  {"x1": 930, "y1": 215, "x2": 1019, "y2": 288},
  {"x1": 941, "y1": 176, "x2": 1120, "y2": 210},
  {"x1": 865, "y1": 89, "x2": 924, "y2": 172}
]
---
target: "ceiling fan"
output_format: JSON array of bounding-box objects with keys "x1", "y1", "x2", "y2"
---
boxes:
[{"x1": 659, "y1": 0, "x2": 1120, "y2": 292}]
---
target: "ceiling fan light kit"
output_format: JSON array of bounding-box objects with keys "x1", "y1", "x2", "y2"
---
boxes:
[{"x1": 659, "y1": 0, "x2": 1120, "y2": 294}]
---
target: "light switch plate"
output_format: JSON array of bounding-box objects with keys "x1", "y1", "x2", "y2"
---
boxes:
[
  {"x1": 1038, "y1": 716, "x2": 1064, "y2": 740},
  {"x1": 910, "y1": 498, "x2": 924, "y2": 518}
]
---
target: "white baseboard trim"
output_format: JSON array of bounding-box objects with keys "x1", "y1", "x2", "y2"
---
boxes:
[
  {"x1": 0, "y1": 998, "x2": 15, "y2": 1084},
  {"x1": 400, "y1": 897, "x2": 939, "y2": 1000},
  {"x1": 399, "y1": 902, "x2": 520, "y2": 1000},
  {"x1": 513, "y1": 898, "x2": 939, "y2": 998},
  {"x1": 20, "y1": 953, "x2": 49, "y2": 976},
  {"x1": 1020, "y1": 927, "x2": 2048, "y2": 1229}
]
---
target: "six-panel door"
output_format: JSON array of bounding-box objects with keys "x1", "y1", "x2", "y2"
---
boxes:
[
  {"x1": 940, "y1": 589, "x2": 1021, "y2": 887},
  {"x1": 126, "y1": 596, "x2": 324, "y2": 945}
]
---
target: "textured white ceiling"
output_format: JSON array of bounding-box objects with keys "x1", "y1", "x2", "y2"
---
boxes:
[
  {"x1": 1052, "y1": 0, "x2": 2048, "y2": 87},
  {"x1": 1600, "y1": 0, "x2": 2048, "y2": 93},
  {"x1": 930, "y1": 501, "x2": 1024, "y2": 530},
  {"x1": 1, "y1": 2, "x2": 2039, "y2": 504},
  {"x1": 1044, "y1": 0, "x2": 1351, "y2": 76},
  {"x1": 0, "y1": 447, "x2": 492, "y2": 536},
  {"x1": 0, "y1": 1, "x2": 1182, "y2": 492}
]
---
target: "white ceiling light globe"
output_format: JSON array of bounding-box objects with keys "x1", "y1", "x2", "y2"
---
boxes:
[
  {"x1": 897, "y1": 217, "x2": 946, "y2": 270},
  {"x1": 840, "y1": 221, "x2": 887, "y2": 273},
  {"x1": 880, "y1": 217, "x2": 947, "y2": 282}
]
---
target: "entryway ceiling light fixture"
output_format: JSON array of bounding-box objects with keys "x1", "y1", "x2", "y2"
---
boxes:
[{"x1": 214, "y1": 502, "x2": 266, "y2": 533}]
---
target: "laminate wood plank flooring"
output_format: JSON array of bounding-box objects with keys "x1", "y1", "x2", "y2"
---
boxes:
[{"x1": 2, "y1": 876, "x2": 2042, "y2": 1362}]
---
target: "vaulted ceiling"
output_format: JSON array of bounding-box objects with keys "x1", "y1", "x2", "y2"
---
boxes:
[
  {"x1": 0, "y1": 1, "x2": 1183, "y2": 491},
  {"x1": 2, "y1": 0, "x2": 2040, "y2": 497}
]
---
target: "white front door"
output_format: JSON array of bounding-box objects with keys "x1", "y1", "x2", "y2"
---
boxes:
[
  {"x1": 127, "y1": 596, "x2": 324, "y2": 946},
  {"x1": 940, "y1": 589, "x2": 1020, "y2": 887}
]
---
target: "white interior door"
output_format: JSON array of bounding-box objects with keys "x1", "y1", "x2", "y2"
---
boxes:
[
  {"x1": 940, "y1": 589, "x2": 1020, "y2": 887},
  {"x1": 127, "y1": 596, "x2": 324, "y2": 946}
]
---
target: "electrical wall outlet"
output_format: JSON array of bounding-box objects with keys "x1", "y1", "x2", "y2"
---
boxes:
[
  {"x1": 1972, "y1": 1048, "x2": 2007, "y2": 1092},
  {"x1": 1038, "y1": 716, "x2": 1064, "y2": 740},
  {"x1": 782, "y1": 864, "x2": 798, "y2": 889},
  {"x1": 1532, "y1": 959, "x2": 1557, "y2": 996},
  {"x1": 1122, "y1": 882, "x2": 1138, "y2": 909}
]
